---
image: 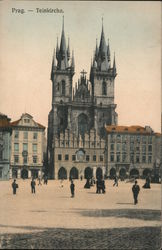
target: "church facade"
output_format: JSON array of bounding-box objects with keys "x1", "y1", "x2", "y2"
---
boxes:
[{"x1": 47, "y1": 19, "x2": 118, "y2": 179}]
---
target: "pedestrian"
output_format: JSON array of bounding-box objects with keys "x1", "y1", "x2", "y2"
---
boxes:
[
  {"x1": 101, "y1": 179, "x2": 106, "y2": 193},
  {"x1": 31, "y1": 178, "x2": 36, "y2": 194},
  {"x1": 38, "y1": 176, "x2": 42, "y2": 186},
  {"x1": 44, "y1": 175, "x2": 48, "y2": 185},
  {"x1": 70, "y1": 180, "x2": 75, "y2": 198},
  {"x1": 12, "y1": 179, "x2": 18, "y2": 195},
  {"x1": 113, "y1": 176, "x2": 118, "y2": 187},
  {"x1": 132, "y1": 180, "x2": 140, "y2": 205},
  {"x1": 143, "y1": 174, "x2": 151, "y2": 189},
  {"x1": 60, "y1": 178, "x2": 64, "y2": 187}
]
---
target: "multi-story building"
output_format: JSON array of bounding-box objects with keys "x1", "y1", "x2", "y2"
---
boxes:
[
  {"x1": 10, "y1": 113, "x2": 45, "y2": 179},
  {"x1": 47, "y1": 19, "x2": 118, "y2": 179},
  {"x1": 105, "y1": 125, "x2": 161, "y2": 179},
  {"x1": 0, "y1": 113, "x2": 12, "y2": 180}
]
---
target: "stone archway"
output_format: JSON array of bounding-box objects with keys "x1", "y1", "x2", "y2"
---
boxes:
[
  {"x1": 110, "y1": 168, "x2": 116, "y2": 179},
  {"x1": 84, "y1": 167, "x2": 93, "y2": 179},
  {"x1": 96, "y1": 167, "x2": 103, "y2": 179},
  {"x1": 58, "y1": 167, "x2": 67, "y2": 180},
  {"x1": 119, "y1": 168, "x2": 126, "y2": 179},
  {"x1": 143, "y1": 168, "x2": 151, "y2": 179},
  {"x1": 130, "y1": 168, "x2": 139, "y2": 178},
  {"x1": 70, "y1": 167, "x2": 79, "y2": 179},
  {"x1": 21, "y1": 169, "x2": 28, "y2": 179},
  {"x1": 12, "y1": 169, "x2": 17, "y2": 179}
]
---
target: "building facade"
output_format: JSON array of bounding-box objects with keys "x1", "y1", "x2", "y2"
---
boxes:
[
  {"x1": 10, "y1": 113, "x2": 46, "y2": 179},
  {"x1": 47, "y1": 19, "x2": 118, "y2": 179},
  {"x1": 0, "y1": 113, "x2": 12, "y2": 180},
  {"x1": 106, "y1": 125, "x2": 161, "y2": 179}
]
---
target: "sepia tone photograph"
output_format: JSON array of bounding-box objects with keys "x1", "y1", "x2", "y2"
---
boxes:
[{"x1": 0, "y1": 1, "x2": 161, "y2": 249}]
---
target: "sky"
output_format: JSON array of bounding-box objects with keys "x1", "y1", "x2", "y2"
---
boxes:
[{"x1": 0, "y1": 1, "x2": 161, "y2": 133}]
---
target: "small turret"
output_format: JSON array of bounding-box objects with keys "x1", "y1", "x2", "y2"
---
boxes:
[
  {"x1": 71, "y1": 50, "x2": 75, "y2": 70},
  {"x1": 67, "y1": 37, "x2": 70, "y2": 61},
  {"x1": 113, "y1": 52, "x2": 117, "y2": 76}
]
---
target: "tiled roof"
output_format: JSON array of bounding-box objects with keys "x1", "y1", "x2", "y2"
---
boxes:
[
  {"x1": 105, "y1": 125, "x2": 154, "y2": 134},
  {"x1": 10, "y1": 119, "x2": 21, "y2": 126}
]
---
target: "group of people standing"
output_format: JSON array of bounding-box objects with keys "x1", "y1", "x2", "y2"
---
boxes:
[{"x1": 11, "y1": 175, "x2": 48, "y2": 195}]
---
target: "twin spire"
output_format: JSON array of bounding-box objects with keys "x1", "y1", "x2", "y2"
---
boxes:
[
  {"x1": 93, "y1": 18, "x2": 116, "y2": 74},
  {"x1": 51, "y1": 16, "x2": 75, "y2": 79},
  {"x1": 51, "y1": 17, "x2": 116, "y2": 80}
]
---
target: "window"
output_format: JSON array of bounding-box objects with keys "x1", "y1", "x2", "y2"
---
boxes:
[
  {"x1": 110, "y1": 144, "x2": 114, "y2": 151},
  {"x1": 148, "y1": 136, "x2": 152, "y2": 144},
  {"x1": 0, "y1": 149, "x2": 2, "y2": 160},
  {"x1": 14, "y1": 155, "x2": 19, "y2": 163},
  {"x1": 23, "y1": 143, "x2": 28, "y2": 152},
  {"x1": 24, "y1": 132, "x2": 28, "y2": 139},
  {"x1": 116, "y1": 134, "x2": 121, "y2": 141},
  {"x1": 116, "y1": 143, "x2": 120, "y2": 152},
  {"x1": 142, "y1": 145, "x2": 146, "y2": 152},
  {"x1": 148, "y1": 145, "x2": 152, "y2": 152},
  {"x1": 148, "y1": 155, "x2": 152, "y2": 163},
  {"x1": 122, "y1": 143, "x2": 126, "y2": 151},
  {"x1": 65, "y1": 154, "x2": 69, "y2": 161},
  {"x1": 14, "y1": 131, "x2": 19, "y2": 139},
  {"x1": 136, "y1": 146, "x2": 140, "y2": 152},
  {"x1": 117, "y1": 153, "x2": 120, "y2": 163},
  {"x1": 33, "y1": 156, "x2": 37, "y2": 163},
  {"x1": 110, "y1": 154, "x2": 114, "y2": 162},
  {"x1": 130, "y1": 143, "x2": 134, "y2": 151},
  {"x1": 110, "y1": 134, "x2": 115, "y2": 142},
  {"x1": 142, "y1": 155, "x2": 146, "y2": 163},
  {"x1": 24, "y1": 119, "x2": 30, "y2": 123},
  {"x1": 14, "y1": 143, "x2": 19, "y2": 152},
  {"x1": 130, "y1": 154, "x2": 134, "y2": 163},
  {"x1": 33, "y1": 132, "x2": 37, "y2": 140},
  {"x1": 62, "y1": 80, "x2": 65, "y2": 95},
  {"x1": 142, "y1": 137, "x2": 146, "y2": 144},
  {"x1": 57, "y1": 82, "x2": 60, "y2": 91},
  {"x1": 102, "y1": 81, "x2": 107, "y2": 95},
  {"x1": 122, "y1": 153, "x2": 127, "y2": 162},
  {"x1": 23, "y1": 156, "x2": 27, "y2": 164},
  {"x1": 72, "y1": 155, "x2": 76, "y2": 161},
  {"x1": 86, "y1": 155, "x2": 90, "y2": 161},
  {"x1": 100, "y1": 155, "x2": 103, "y2": 162},
  {"x1": 32, "y1": 144, "x2": 37, "y2": 153},
  {"x1": 136, "y1": 136, "x2": 140, "y2": 143},
  {"x1": 58, "y1": 154, "x2": 62, "y2": 160},
  {"x1": 93, "y1": 155, "x2": 96, "y2": 161},
  {"x1": 136, "y1": 155, "x2": 140, "y2": 163},
  {"x1": 130, "y1": 136, "x2": 134, "y2": 142}
]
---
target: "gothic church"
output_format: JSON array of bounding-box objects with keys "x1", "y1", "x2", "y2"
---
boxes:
[{"x1": 47, "y1": 18, "x2": 118, "y2": 179}]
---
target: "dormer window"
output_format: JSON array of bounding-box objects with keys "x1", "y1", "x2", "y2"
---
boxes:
[{"x1": 24, "y1": 119, "x2": 30, "y2": 123}]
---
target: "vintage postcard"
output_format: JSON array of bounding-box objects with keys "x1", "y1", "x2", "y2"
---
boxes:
[{"x1": 0, "y1": 1, "x2": 161, "y2": 249}]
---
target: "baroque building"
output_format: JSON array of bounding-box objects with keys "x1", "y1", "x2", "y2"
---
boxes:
[
  {"x1": 0, "y1": 113, "x2": 12, "y2": 180},
  {"x1": 10, "y1": 113, "x2": 46, "y2": 179},
  {"x1": 47, "y1": 19, "x2": 118, "y2": 179}
]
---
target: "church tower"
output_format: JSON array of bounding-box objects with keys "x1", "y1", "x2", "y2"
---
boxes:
[
  {"x1": 90, "y1": 20, "x2": 118, "y2": 136},
  {"x1": 49, "y1": 17, "x2": 75, "y2": 139}
]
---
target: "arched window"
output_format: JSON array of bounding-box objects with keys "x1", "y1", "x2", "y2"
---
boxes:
[
  {"x1": 102, "y1": 81, "x2": 107, "y2": 95},
  {"x1": 62, "y1": 80, "x2": 65, "y2": 95}
]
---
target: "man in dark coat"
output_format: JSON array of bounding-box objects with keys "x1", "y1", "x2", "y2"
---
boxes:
[
  {"x1": 31, "y1": 178, "x2": 36, "y2": 194},
  {"x1": 132, "y1": 180, "x2": 140, "y2": 204},
  {"x1": 12, "y1": 179, "x2": 18, "y2": 195},
  {"x1": 113, "y1": 176, "x2": 118, "y2": 187},
  {"x1": 70, "y1": 180, "x2": 75, "y2": 197}
]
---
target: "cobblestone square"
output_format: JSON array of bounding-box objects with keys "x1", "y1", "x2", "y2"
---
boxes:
[{"x1": 0, "y1": 179, "x2": 161, "y2": 249}]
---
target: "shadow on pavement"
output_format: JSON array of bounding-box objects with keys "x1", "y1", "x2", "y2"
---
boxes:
[
  {"x1": 0, "y1": 226, "x2": 160, "y2": 249},
  {"x1": 77, "y1": 209, "x2": 161, "y2": 221}
]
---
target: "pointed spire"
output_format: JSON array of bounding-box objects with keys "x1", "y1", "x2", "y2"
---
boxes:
[
  {"x1": 51, "y1": 49, "x2": 56, "y2": 80},
  {"x1": 95, "y1": 38, "x2": 99, "y2": 61},
  {"x1": 56, "y1": 37, "x2": 59, "y2": 60},
  {"x1": 67, "y1": 37, "x2": 70, "y2": 61},
  {"x1": 71, "y1": 50, "x2": 75, "y2": 69},
  {"x1": 107, "y1": 39, "x2": 110, "y2": 61},
  {"x1": 113, "y1": 52, "x2": 117, "y2": 75},
  {"x1": 99, "y1": 18, "x2": 107, "y2": 61},
  {"x1": 60, "y1": 15, "x2": 66, "y2": 58}
]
